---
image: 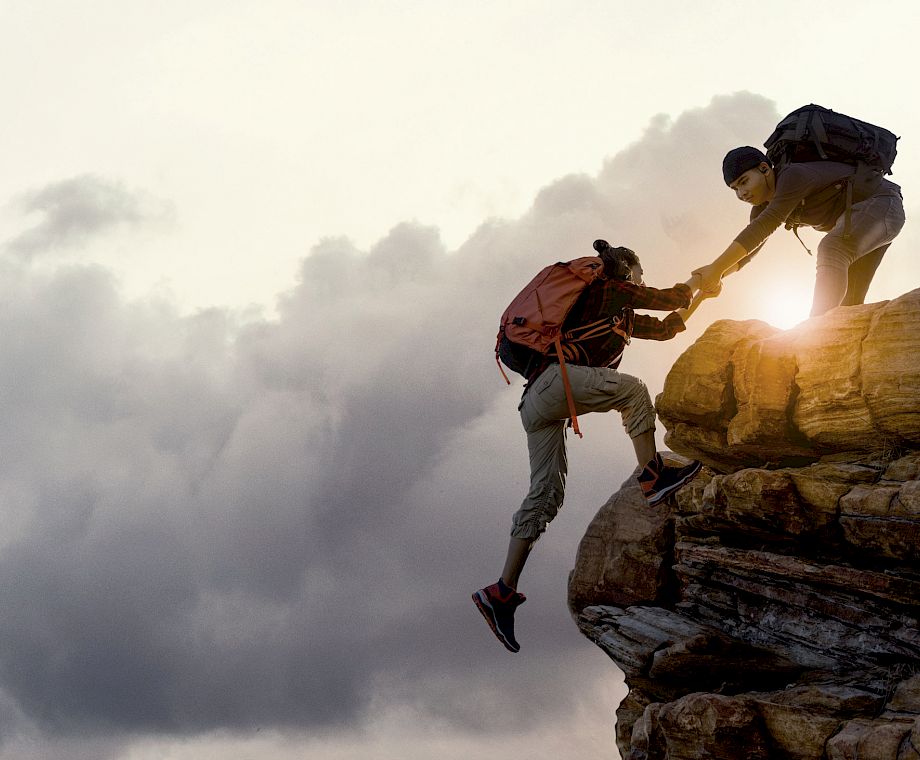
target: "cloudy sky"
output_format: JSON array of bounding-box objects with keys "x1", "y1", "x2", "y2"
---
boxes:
[{"x1": 1, "y1": 2, "x2": 918, "y2": 758}]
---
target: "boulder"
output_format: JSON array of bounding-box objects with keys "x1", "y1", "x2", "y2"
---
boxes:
[
  {"x1": 656, "y1": 289, "x2": 920, "y2": 472},
  {"x1": 570, "y1": 291, "x2": 920, "y2": 760}
]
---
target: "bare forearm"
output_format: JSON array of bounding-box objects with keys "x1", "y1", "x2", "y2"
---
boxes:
[
  {"x1": 677, "y1": 291, "x2": 706, "y2": 323},
  {"x1": 684, "y1": 272, "x2": 702, "y2": 290},
  {"x1": 709, "y1": 241, "x2": 750, "y2": 277}
]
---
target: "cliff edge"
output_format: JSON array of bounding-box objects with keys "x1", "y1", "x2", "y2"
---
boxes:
[{"x1": 568, "y1": 288, "x2": 920, "y2": 759}]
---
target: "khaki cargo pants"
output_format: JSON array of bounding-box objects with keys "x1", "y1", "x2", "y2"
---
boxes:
[{"x1": 510, "y1": 363, "x2": 656, "y2": 541}]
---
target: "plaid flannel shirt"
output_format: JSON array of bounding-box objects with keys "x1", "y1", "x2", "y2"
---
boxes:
[{"x1": 560, "y1": 278, "x2": 692, "y2": 369}]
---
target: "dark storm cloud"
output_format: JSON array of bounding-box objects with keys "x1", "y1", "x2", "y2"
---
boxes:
[
  {"x1": 0, "y1": 93, "x2": 779, "y2": 745},
  {"x1": 5, "y1": 175, "x2": 173, "y2": 257}
]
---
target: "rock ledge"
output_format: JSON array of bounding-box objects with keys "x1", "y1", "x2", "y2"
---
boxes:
[{"x1": 569, "y1": 290, "x2": 920, "y2": 759}]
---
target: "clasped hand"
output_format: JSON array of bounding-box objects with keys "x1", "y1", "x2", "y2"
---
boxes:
[{"x1": 689, "y1": 265, "x2": 722, "y2": 297}]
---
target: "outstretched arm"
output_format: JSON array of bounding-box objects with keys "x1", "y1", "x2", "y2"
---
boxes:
[
  {"x1": 693, "y1": 241, "x2": 750, "y2": 293},
  {"x1": 676, "y1": 290, "x2": 707, "y2": 323},
  {"x1": 693, "y1": 240, "x2": 763, "y2": 295},
  {"x1": 674, "y1": 261, "x2": 744, "y2": 323},
  {"x1": 676, "y1": 272, "x2": 713, "y2": 323}
]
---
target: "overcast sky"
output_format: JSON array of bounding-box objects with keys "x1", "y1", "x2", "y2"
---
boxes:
[{"x1": 1, "y1": 2, "x2": 919, "y2": 759}]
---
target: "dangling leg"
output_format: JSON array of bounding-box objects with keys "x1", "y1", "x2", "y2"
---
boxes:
[{"x1": 473, "y1": 368, "x2": 568, "y2": 653}]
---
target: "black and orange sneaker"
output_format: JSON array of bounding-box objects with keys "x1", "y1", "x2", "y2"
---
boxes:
[
  {"x1": 472, "y1": 579, "x2": 526, "y2": 653},
  {"x1": 638, "y1": 453, "x2": 702, "y2": 506}
]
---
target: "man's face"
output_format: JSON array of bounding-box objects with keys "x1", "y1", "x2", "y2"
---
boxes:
[{"x1": 729, "y1": 163, "x2": 773, "y2": 205}]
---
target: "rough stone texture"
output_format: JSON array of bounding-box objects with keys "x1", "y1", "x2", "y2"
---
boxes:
[
  {"x1": 657, "y1": 289, "x2": 920, "y2": 472},
  {"x1": 862, "y1": 292, "x2": 920, "y2": 445},
  {"x1": 825, "y1": 718, "x2": 917, "y2": 760},
  {"x1": 567, "y1": 468, "x2": 677, "y2": 614},
  {"x1": 750, "y1": 683, "x2": 884, "y2": 760},
  {"x1": 889, "y1": 675, "x2": 920, "y2": 714},
  {"x1": 655, "y1": 319, "x2": 780, "y2": 470},
  {"x1": 628, "y1": 693, "x2": 773, "y2": 760},
  {"x1": 569, "y1": 291, "x2": 920, "y2": 760},
  {"x1": 790, "y1": 303, "x2": 881, "y2": 450}
]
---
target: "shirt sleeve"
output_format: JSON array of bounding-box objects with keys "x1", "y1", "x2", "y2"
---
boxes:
[
  {"x1": 733, "y1": 164, "x2": 814, "y2": 253},
  {"x1": 736, "y1": 211, "x2": 766, "y2": 267},
  {"x1": 632, "y1": 312, "x2": 686, "y2": 341},
  {"x1": 604, "y1": 280, "x2": 692, "y2": 312}
]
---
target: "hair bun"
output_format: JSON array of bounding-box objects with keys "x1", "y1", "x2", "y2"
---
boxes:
[{"x1": 593, "y1": 239, "x2": 610, "y2": 254}]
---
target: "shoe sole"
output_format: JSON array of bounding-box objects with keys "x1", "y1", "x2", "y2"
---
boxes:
[
  {"x1": 646, "y1": 461, "x2": 703, "y2": 505},
  {"x1": 472, "y1": 591, "x2": 520, "y2": 653}
]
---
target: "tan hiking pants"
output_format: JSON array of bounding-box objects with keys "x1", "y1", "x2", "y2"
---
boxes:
[{"x1": 510, "y1": 363, "x2": 656, "y2": 541}]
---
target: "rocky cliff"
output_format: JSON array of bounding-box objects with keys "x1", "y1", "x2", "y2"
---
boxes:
[{"x1": 568, "y1": 289, "x2": 920, "y2": 759}]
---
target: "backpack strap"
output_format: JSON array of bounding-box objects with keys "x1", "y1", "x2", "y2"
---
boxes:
[
  {"x1": 790, "y1": 221, "x2": 812, "y2": 256},
  {"x1": 784, "y1": 174, "x2": 857, "y2": 253},
  {"x1": 808, "y1": 110, "x2": 829, "y2": 158},
  {"x1": 495, "y1": 330, "x2": 512, "y2": 385},
  {"x1": 843, "y1": 162, "x2": 884, "y2": 239},
  {"x1": 562, "y1": 316, "x2": 630, "y2": 344},
  {"x1": 495, "y1": 353, "x2": 511, "y2": 385},
  {"x1": 553, "y1": 337, "x2": 582, "y2": 438},
  {"x1": 783, "y1": 198, "x2": 813, "y2": 255},
  {"x1": 794, "y1": 110, "x2": 809, "y2": 141},
  {"x1": 843, "y1": 175, "x2": 854, "y2": 240}
]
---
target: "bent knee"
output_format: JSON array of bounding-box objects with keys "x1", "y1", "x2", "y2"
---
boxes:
[{"x1": 616, "y1": 375, "x2": 656, "y2": 437}]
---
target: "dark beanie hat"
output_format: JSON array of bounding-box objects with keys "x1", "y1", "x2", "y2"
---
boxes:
[{"x1": 722, "y1": 146, "x2": 769, "y2": 185}]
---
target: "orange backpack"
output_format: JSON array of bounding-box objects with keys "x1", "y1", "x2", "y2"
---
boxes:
[{"x1": 495, "y1": 256, "x2": 607, "y2": 437}]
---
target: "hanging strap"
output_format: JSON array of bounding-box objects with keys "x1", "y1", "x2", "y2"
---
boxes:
[
  {"x1": 843, "y1": 173, "x2": 855, "y2": 240},
  {"x1": 791, "y1": 224, "x2": 812, "y2": 256},
  {"x1": 562, "y1": 315, "x2": 631, "y2": 345},
  {"x1": 495, "y1": 330, "x2": 512, "y2": 385},
  {"x1": 554, "y1": 336, "x2": 582, "y2": 438},
  {"x1": 495, "y1": 352, "x2": 511, "y2": 385},
  {"x1": 784, "y1": 199, "x2": 812, "y2": 255},
  {"x1": 794, "y1": 110, "x2": 809, "y2": 141},
  {"x1": 784, "y1": 177, "x2": 854, "y2": 254},
  {"x1": 809, "y1": 110, "x2": 829, "y2": 159}
]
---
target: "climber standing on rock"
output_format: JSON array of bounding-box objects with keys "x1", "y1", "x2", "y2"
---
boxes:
[
  {"x1": 693, "y1": 106, "x2": 906, "y2": 317},
  {"x1": 472, "y1": 240, "x2": 706, "y2": 653}
]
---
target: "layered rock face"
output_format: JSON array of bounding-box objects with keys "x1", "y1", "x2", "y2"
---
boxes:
[{"x1": 569, "y1": 289, "x2": 920, "y2": 759}]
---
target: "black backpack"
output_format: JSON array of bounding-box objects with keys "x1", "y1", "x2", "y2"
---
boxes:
[
  {"x1": 764, "y1": 104, "x2": 898, "y2": 175},
  {"x1": 763, "y1": 105, "x2": 898, "y2": 242}
]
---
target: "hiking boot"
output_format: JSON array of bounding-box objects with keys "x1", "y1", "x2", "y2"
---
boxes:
[
  {"x1": 638, "y1": 454, "x2": 702, "y2": 506},
  {"x1": 472, "y1": 580, "x2": 526, "y2": 653}
]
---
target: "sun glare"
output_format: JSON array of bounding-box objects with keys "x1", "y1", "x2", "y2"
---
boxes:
[{"x1": 757, "y1": 280, "x2": 812, "y2": 330}]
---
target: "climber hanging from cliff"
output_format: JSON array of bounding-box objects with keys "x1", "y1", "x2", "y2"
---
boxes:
[
  {"x1": 692, "y1": 106, "x2": 905, "y2": 317},
  {"x1": 472, "y1": 240, "x2": 707, "y2": 653}
]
